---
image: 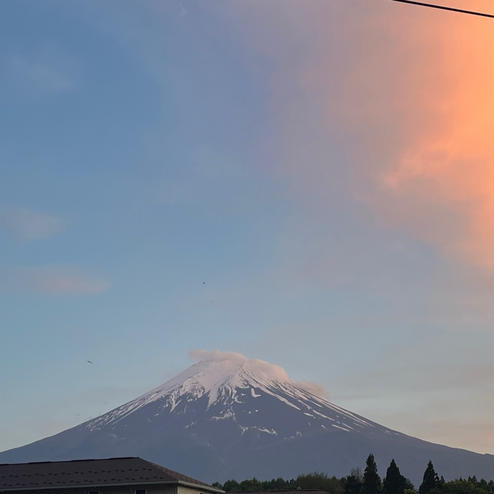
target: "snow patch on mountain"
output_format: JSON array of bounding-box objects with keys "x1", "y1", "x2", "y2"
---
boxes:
[{"x1": 85, "y1": 350, "x2": 380, "y2": 435}]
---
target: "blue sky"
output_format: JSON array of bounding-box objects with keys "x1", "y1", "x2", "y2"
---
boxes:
[{"x1": 1, "y1": 0, "x2": 492, "y2": 455}]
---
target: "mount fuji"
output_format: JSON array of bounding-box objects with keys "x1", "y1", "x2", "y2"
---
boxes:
[{"x1": 0, "y1": 351, "x2": 492, "y2": 485}]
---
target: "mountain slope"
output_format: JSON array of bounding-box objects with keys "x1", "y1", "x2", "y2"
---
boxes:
[{"x1": 0, "y1": 351, "x2": 492, "y2": 485}]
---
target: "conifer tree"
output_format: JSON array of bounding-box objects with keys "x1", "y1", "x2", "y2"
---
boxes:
[
  {"x1": 419, "y1": 461, "x2": 439, "y2": 494},
  {"x1": 383, "y1": 459, "x2": 406, "y2": 494},
  {"x1": 362, "y1": 454, "x2": 382, "y2": 494},
  {"x1": 345, "y1": 469, "x2": 363, "y2": 494}
]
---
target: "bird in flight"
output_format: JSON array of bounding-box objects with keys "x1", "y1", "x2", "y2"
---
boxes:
[{"x1": 87, "y1": 360, "x2": 93, "y2": 364}]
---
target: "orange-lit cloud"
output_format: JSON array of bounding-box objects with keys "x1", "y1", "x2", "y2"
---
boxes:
[
  {"x1": 333, "y1": 3, "x2": 493, "y2": 271},
  {"x1": 357, "y1": 5, "x2": 494, "y2": 271},
  {"x1": 236, "y1": 0, "x2": 494, "y2": 271}
]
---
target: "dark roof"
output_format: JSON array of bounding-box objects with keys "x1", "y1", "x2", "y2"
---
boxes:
[{"x1": 0, "y1": 457, "x2": 222, "y2": 493}]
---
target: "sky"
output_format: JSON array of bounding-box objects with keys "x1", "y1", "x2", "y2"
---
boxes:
[{"x1": 0, "y1": 0, "x2": 492, "y2": 456}]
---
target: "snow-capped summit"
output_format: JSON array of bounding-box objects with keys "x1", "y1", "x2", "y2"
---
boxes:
[
  {"x1": 85, "y1": 350, "x2": 375, "y2": 435},
  {"x1": 83, "y1": 350, "x2": 296, "y2": 430},
  {"x1": 0, "y1": 351, "x2": 492, "y2": 486},
  {"x1": 141, "y1": 350, "x2": 293, "y2": 407}
]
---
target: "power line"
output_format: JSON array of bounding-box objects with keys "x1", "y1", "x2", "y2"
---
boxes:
[{"x1": 392, "y1": 0, "x2": 494, "y2": 19}]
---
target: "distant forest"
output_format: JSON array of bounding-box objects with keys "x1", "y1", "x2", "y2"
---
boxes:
[{"x1": 213, "y1": 454, "x2": 494, "y2": 494}]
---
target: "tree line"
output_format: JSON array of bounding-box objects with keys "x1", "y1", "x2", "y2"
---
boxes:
[{"x1": 213, "y1": 454, "x2": 494, "y2": 494}]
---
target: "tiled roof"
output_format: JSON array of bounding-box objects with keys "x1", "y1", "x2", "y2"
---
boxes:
[{"x1": 0, "y1": 457, "x2": 219, "y2": 492}]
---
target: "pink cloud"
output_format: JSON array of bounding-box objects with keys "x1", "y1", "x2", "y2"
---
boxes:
[
  {"x1": 0, "y1": 206, "x2": 65, "y2": 240},
  {"x1": 0, "y1": 266, "x2": 110, "y2": 295}
]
